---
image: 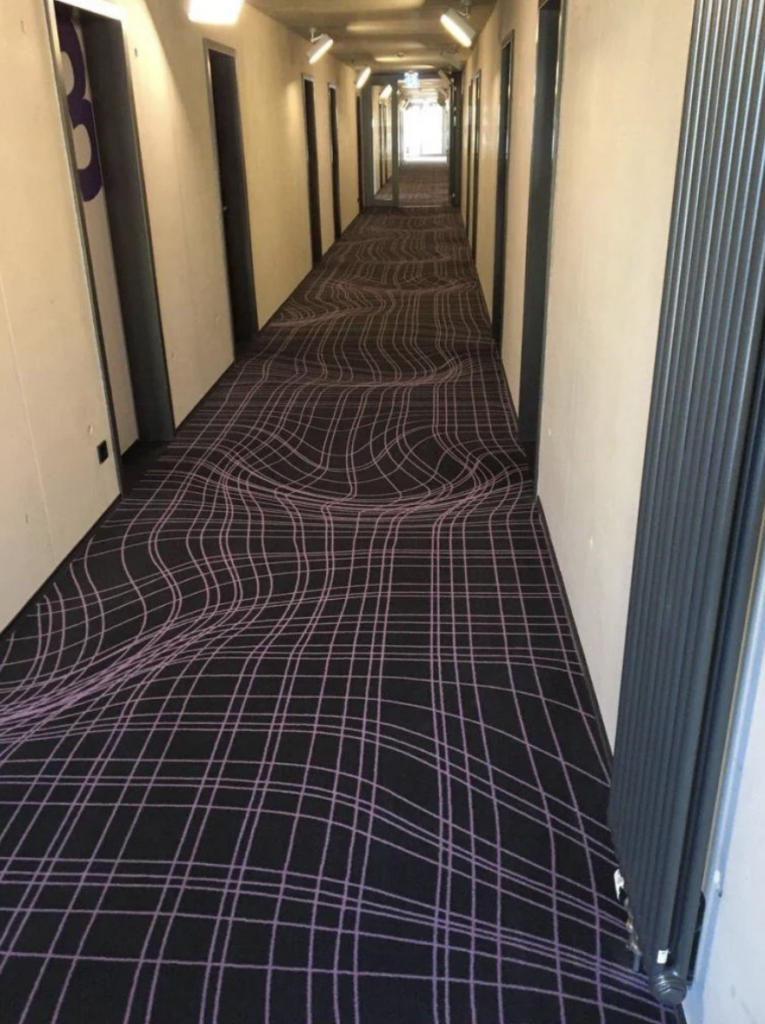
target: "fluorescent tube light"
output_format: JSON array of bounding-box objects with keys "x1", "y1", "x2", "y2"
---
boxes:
[
  {"x1": 356, "y1": 66, "x2": 372, "y2": 89},
  {"x1": 307, "y1": 33, "x2": 334, "y2": 64},
  {"x1": 185, "y1": 0, "x2": 243, "y2": 25},
  {"x1": 380, "y1": 84, "x2": 393, "y2": 100},
  {"x1": 440, "y1": 9, "x2": 476, "y2": 48}
]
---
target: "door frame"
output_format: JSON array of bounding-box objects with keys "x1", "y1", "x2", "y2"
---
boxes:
[
  {"x1": 43, "y1": 0, "x2": 174, "y2": 484},
  {"x1": 356, "y1": 93, "x2": 364, "y2": 211},
  {"x1": 204, "y1": 39, "x2": 258, "y2": 349},
  {"x1": 449, "y1": 71, "x2": 463, "y2": 208},
  {"x1": 492, "y1": 33, "x2": 515, "y2": 347},
  {"x1": 470, "y1": 70, "x2": 482, "y2": 257},
  {"x1": 465, "y1": 77, "x2": 474, "y2": 242},
  {"x1": 518, "y1": 0, "x2": 566, "y2": 469},
  {"x1": 379, "y1": 100, "x2": 386, "y2": 187},
  {"x1": 362, "y1": 76, "x2": 400, "y2": 208},
  {"x1": 301, "y1": 74, "x2": 323, "y2": 266},
  {"x1": 328, "y1": 84, "x2": 342, "y2": 241}
]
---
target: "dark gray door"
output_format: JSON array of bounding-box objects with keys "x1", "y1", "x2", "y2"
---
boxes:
[
  {"x1": 470, "y1": 71, "x2": 481, "y2": 257},
  {"x1": 518, "y1": 0, "x2": 562, "y2": 458},
  {"x1": 465, "y1": 79, "x2": 474, "y2": 243},
  {"x1": 303, "y1": 77, "x2": 323, "y2": 266},
  {"x1": 55, "y1": 1, "x2": 174, "y2": 454},
  {"x1": 208, "y1": 46, "x2": 258, "y2": 348},
  {"x1": 329, "y1": 85, "x2": 342, "y2": 240},
  {"x1": 356, "y1": 94, "x2": 364, "y2": 210},
  {"x1": 449, "y1": 71, "x2": 463, "y2": 208},
  {"x1": 492, "y1": 37, "x2": 514, "y2": 346}
]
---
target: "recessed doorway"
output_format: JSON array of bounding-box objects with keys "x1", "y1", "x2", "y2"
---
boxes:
[
  {"x1": 518, "y1": 0, "x2": 563, "y2": 464},
  {"x1": 206, "y1": 42, "x2": 258, "y2": 350},
  {"x1": 493, "y1": 35, "x2": 515, "y2": 347},
  {"x1": 49, "y1": 0, "x2": 174, "y2": 481},
  {"x1": 356, "y1": 93, "x2": 364, "y2": 210},
  {"x1": 328, "y1": 84, "x2": 342, "y2": 241},
  {"x1": 302, "y1": 76, "x2": 323, "y2": 266},
  {"x1": 469, "y1": 71, "x2": 481, "y2": 256}
]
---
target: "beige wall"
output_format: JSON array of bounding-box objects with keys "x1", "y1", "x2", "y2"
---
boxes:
[
  {"x1": 460, "y1": 0, "x2": 540, "y2": 400},
  {"x1": 0, "y1": 0, "x2": 358, "y2": 633},
  {"x1": 461, "y1": 4, "x2": 500, "y2": 313},
  {"x1": 204, "y1": 5, "x2": 359, "y2": 320},
  {"x1": 463, "y1": 0, "x2": 694, "y2": 739},
  {"x1": 537, "y1": 0, "x2": 694, "y2": 739},
  {"x1": 0, "y1": 0, "x2": 120, "y2": 629},
  {"x1": 127, "y1": 0, "x2": 358, "y2": 422}
]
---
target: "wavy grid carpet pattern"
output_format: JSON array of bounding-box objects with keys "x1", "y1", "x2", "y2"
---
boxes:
[
  {"x1": 0, "y1": 209, "x2": 672, "y2": 1024},
  {"x1": 377, "y1": 160, "x2": 451, "y2": 208}
]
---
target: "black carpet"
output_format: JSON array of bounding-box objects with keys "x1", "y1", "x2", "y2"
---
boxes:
[{"x1": 0, "y1": 208, "x2": 674, "y2": 1023}]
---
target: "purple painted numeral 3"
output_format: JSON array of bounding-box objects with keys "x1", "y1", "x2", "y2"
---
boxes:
[{"x1": 56, "y1": 6, "x2": 103, "y2": 202}]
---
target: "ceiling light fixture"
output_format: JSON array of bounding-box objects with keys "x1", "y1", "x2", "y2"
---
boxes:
[
  {"x1": 185, "y1": 0, "x2": 243, "y2": 25},
  {"x1": 440, "y1": 7, "x2": 476, "y2": 48},
  {"x1": 355, "y1": 66, "x2": 372, "y2": 89},
  {"x1": 307, "y1": 30, "x2": 334, "y2": 64},
  {"x1": 380, "y1": 84, "x2": 393, "y2": 100}
]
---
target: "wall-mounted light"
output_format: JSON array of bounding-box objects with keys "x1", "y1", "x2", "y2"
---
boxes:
[
  {"x1": 380, "y1": 84, "x2": 393, "y2": 100},
  {"x1": 355, "y1": 66, "x2": 372, "y2": 89},
  {"x1": 185, "y1": 0, "x2": 244, "y2": 25},
  {"x1": 440, "y1": 8, "x2": 476, "y2": 48},
  {"x1": 307, "y1": 31, "x2": 334, "y2": 64}
]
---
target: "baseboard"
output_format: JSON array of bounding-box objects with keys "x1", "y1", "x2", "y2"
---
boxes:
[{"x1": 536, "y1": 498, "x2": 614, "y2": 765}]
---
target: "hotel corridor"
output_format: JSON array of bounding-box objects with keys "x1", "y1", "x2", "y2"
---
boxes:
[{"x1": 0, "y1": 208, "x2": 672, "y2": 1024}]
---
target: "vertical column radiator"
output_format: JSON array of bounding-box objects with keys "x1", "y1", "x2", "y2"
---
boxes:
[{"x1": 608, "y1": 0, "x2": 765, "y2": 1005}]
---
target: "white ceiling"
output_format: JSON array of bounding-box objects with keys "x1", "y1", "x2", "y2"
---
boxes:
[{"x1": 246, "y1": 0, "x2": 494, "y2": 73}]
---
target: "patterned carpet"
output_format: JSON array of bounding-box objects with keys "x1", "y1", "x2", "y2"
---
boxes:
[
  {"x1": 0, "y1": 209, "x2": 674, "y2": 1023},
  {"x1": 377, "y1": 160, "x2": 451, "y2": 207}
]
